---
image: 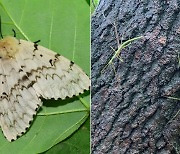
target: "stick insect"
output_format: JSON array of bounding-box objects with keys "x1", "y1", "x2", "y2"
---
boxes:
[
  {"x1": 101, "y1": 22, "x2": 142, "y2": 73},
  {"x1": 166, "y1": 96, "x2": 180, "y2": 123},
  {"x1": 177, "y1": 51, "x2": 180, "y2": 68}
]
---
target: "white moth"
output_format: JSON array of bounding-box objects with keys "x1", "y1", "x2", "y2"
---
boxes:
[{"x1": 0, "y1": 36, "x2": 90, "y2": 141}]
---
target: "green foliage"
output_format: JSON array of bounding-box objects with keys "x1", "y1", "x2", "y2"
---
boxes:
[
  {"x1": 91, "y1": 0, "x2": 100, "y2": 14},
  {"x1": 86, "y1": 0, "x2": 90, "y2": 5},
  {"x1": 0, "y1": 0, "x2": 90, "y2": 153},
  {"x1": 44, "y1": 117, "x2": 90, "y2": 154}
]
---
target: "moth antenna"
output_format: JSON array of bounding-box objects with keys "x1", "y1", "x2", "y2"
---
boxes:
[
  {"x1": 12, "y1": 29, "x2": 16, "y2": 37},
  {"x1": 34, "y1": 40, "x2": 41, "y2": 44},
  {"x1": 0, "y1": 16, "x2": 3, "y2": 39},
  {"x1": 33, "y1": 40, "x2": 41, "y2": 51}
]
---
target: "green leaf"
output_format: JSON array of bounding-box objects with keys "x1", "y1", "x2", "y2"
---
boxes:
[
  {"x1": 44, "y1": 117, "x2": 90, "y2": 154},
  {"x1": 91, "y1": 0, "x2": 100, "y2": 14},
  {"x1": 0, "y1": 0, "x2": 90, "y2": 153}
]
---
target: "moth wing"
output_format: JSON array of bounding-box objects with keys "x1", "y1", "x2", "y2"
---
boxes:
[
  {"x1": 0, "y1": 38, "x2": 89, "y2": 141},
  {"x1": 16, "y1": 40, "x2": 90, "y2": 100},
  {"x1": 0, "y1": 60, "x2": 42, "y2": 141}
]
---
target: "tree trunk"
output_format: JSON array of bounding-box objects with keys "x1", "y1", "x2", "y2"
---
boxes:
[{"x1": 91, "y1": 0, "x2": 180, "y2": 153}]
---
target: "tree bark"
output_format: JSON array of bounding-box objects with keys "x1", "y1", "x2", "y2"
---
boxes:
[{"x1": 91, "y1": 0, "x2": 180, "y2": 153}]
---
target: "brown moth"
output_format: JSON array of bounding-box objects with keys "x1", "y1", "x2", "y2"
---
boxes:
[{"x1": 0, "y1": 35, "x2": 90, "y2": 142}]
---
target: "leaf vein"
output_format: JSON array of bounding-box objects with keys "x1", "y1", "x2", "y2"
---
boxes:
[{"x1": 0, "y1": 2, "x2": 29, "y2": 40}]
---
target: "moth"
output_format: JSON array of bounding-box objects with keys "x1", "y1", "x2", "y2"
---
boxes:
[{"x1": 0, "y1": 29, "x2": 90, "y2": 141}]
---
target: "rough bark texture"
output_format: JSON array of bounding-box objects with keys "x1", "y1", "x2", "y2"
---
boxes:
[{"x1": 91, "y1": 0, "x2": 180, "y2": 153}]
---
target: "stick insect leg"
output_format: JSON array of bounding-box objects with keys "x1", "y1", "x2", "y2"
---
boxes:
[
  {"x1": 110, "y1": 45, "x2": 123, "y2": 62},
  {"x1": 177, "y1": 51, "x2": 180, "y2": 68},
  {"x1": 120, "y1": 30, "x2": 125, "y2": 46},
  {"x1": 100, "y1": 16, "x2": 124, "y2": 73},
  {"x1": 101, "y1": 62, "x2": 110, "y2": 73},
  {"x1": 111, "y1": 21, "x2": 125, "y2": 63},
  {"x1": 111, "y1": 63, "x2": 116, "y2": 74},
  {"x1": 102, "y1": 46, "x2": 117, "y2": 72},
  {"x1": 112, "y1": 22, "x2": 120, "y2": 48},
  {"x1": 117, "y1": 55, "x2": 124, "y2": 62},
  {"x1": 110, "y1": 46, "x2": 116, "y2": 52}
]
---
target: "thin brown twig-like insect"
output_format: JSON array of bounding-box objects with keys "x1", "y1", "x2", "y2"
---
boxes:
[
  {"x1": 101, "y1": 21, "x2": 142, "y2": 73},
  {"x1": 166, "y1": 96, "x2": 180, "y2": 123},
  {"x1": 177, "y1": 51, "x2": 180, "y2": 68}
]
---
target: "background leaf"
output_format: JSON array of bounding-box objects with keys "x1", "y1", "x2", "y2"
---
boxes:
[
  {"x1": 0, "y1": 0, "x2": 90, "y2": 153},
  {"x1": 44, "y1": 117, "x2": 90, "y2": 154}
]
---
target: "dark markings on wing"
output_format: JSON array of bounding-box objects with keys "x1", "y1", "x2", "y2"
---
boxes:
[
  {"x1": 22, "y1": 75, "x2": 28, "y2": 81},
  {"x1": 27, "y1": 81, "x2": 36, "y2": 88},
  {"x1": 19, "y1": 69, "x2": 23, "y2": 72},
  {"x1": 70, "y1": 61, "x2": 74, "y2": 68},
  {"x1": 49, "y1": 59, "x2": 53, "y2": 66},
  {"x1": 33, "y1": 40, "x2": 41, "y2": 51}
]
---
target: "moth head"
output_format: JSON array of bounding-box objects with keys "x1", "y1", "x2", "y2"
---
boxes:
[{"x1": 0, "y1": 36, "x2": 19, "y2": 59}]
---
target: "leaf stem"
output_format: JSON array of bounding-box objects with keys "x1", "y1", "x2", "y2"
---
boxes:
[
  {"x1": 38, "y1": 108, "x2": 88, "y2": 116},
  {"x1": 78, "y1": 96, "x2": 90, "y2": 110}
]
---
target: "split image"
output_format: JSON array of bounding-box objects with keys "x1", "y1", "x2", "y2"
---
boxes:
[{"x1": 0, "y1": 0, "x2": 179, "y2": 153}]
